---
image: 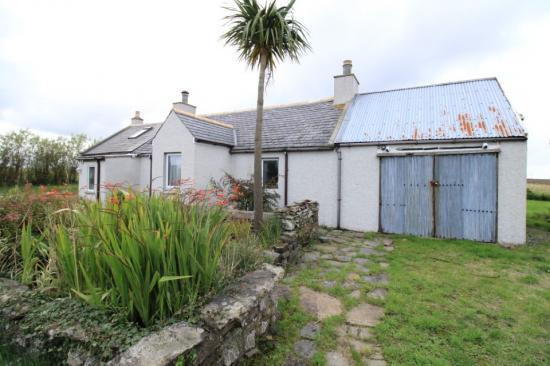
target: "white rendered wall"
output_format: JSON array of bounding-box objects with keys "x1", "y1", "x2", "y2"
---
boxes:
[
  {"x1": 151, "y1": 111, "x2": 195, "y2": 191},
  {"x1": 103, "y1": 157, "x2": 142, "y2": 191},
  {"x1": 339, "y1": 146, "x2": 380, "y2": 232},
  {"x1": 139, "y1": 157, "x2": 151, "y2": 193},
  {"x1": 287, "y1": 150, "x2": 338, "y2": 227},
  {"x1": 194, "y1": 143, "x2": 231, "y2": 187},
  {"x1": 496, "y1": 141, "x2": 527, "y2": 244}
]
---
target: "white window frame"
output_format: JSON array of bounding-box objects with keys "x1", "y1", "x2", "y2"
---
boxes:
[
  {"x1": 164, "y1": 153, "x2": 182, "y2": 189},
  {"x1": 262, "y1": 158, "x2": 279, "y2": 189},
  {"x1": 88, "y1": 166, "x2": 95, "y2": 191}
]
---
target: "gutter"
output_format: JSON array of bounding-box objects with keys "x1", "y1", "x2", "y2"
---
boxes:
[
  {"x1": 336, "y1": 136, "x2": 527, "y2": 147},
  {"x1": 230, "y1": 145, "x2": 335, "y2": 154}
]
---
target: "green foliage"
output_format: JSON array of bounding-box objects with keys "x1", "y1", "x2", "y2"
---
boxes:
[
  {"x1": 527, "y1": 200, "x2": 550, "y2": 232},
  {"x1": 0, "y1": 288, "x2": 149, "y2": 363},
  {"x1": 259, "y1": 216, "x2": 281, "y2": 247},
  {"x1": 527, "y1": 188, "x2": 550, "y2": 201},
  {"x1": 37, "y1": 190, "x2": 233, "y2": 326},
  {"x1": 0, "y1": 129, "x2": 91, "y2": 186},
  {"x1": 222, "y1": 0, "x2": 311, "y2": 73},
  {"x1": 0, "y1": 185, "x2": 75, "y2": 278},
  {"x1": 212, "y1": 173, "x2": 279, "y2": 211}
]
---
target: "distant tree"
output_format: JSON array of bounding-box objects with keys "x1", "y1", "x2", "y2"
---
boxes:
[
  {"x1": 222, "y1": 0, "x2": 310, "y2": 232},
  {"x1": 0, "y1": 129, "x2": 91, "y2": 186}
]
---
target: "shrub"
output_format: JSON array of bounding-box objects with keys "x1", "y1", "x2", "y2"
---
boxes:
[
  {"x1": 527, "y1": 188, "x2": 550, "y2": 201},
  {"x1": 22, "y1": 189, "x2": 234, "y2": 326},
  {"x1": 0, "y1": 185, "x2": 74, "y2": 278},
  {"x1": 212, "y1": 173, "x2": 279, "y2": 211}
]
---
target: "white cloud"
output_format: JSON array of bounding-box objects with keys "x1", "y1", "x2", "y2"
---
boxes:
[{"x1": 0, "y1": 0, "x2": 548, "y2": 177}]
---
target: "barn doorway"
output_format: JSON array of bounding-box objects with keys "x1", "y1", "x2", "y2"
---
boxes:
[{"x1": 379, "y1": 153, "x2": 497, "y2": 242}]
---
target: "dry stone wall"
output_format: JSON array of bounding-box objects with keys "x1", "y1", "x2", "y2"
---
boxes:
[
  {"x1": 0, "y1": 264, "x2": 286, "y2": 366},
  {"x1": 271, "y1": 200, "x2": 319, "y2": 264}
]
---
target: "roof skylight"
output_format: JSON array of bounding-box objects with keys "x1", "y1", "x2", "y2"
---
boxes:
[{"x1": 128, "y1": 127, "x2": 152, "y2": 139}]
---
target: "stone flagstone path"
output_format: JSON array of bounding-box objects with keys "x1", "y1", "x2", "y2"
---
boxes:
[{"x1": 286, "y1": 229, "x2": 394, "y2": 366}]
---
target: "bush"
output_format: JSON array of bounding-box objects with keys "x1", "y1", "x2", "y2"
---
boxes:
[
  {"x1": 0, "y1": 185, "x2": 75, "y2": 278},
  {"x1": 527, "y1": 188, "x2": 550, "y2": 201},
  {"x1": 212, "y1": 173, "x2": 279, "y2": 212},
  {"x1": 21, "y1": 189, "x2": 238, "y2": 326}
]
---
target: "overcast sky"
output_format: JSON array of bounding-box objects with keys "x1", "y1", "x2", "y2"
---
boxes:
[{"x1": 0, "y1": 0, "x2": 548, "y2": 177}]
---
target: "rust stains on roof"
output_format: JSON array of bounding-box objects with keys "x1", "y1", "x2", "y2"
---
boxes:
[{"x1": 336, "y1": 78, "x2": 526, "y2": 143}]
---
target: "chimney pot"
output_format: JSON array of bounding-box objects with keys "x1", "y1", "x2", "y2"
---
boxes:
[
  {"x1": 343, "y1": 60, "x2": 352, "y2": 75},
  {"x1": 131, "y1": 111, "x2": 144, "y2": 125},
  {"x1": 333, "y1": 59, "x2": 359, "y2": 105},
  {"x1": 173, "y1": 90, "x2": 196, "y2": 114},
  {"x1": 181, "y1": 90, "x2": 189, "y2": 104}
]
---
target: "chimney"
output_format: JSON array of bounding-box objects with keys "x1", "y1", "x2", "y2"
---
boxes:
[
  {"x1": 131, "y1": 111, "x2": 143, "y2": 125},
  {"x1": 173, "y1": 90, "x2": 196, "y2": 114},
  {"x1": 333, "y1": 60, "x2": 359, "y2": 105}
]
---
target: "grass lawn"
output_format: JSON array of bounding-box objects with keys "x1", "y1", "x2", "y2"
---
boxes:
[{"x1": 378, "y1": 235, "x2": 549, "y2": 365}]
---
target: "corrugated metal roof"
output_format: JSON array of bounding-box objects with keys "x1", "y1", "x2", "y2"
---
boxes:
[{"x1": 336, "y1": 78, "x2": 526, "y2": 144}]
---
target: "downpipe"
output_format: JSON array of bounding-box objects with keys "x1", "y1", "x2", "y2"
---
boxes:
[{"x1": 336, "y1": 147, "x2": 342, "y2": 229}]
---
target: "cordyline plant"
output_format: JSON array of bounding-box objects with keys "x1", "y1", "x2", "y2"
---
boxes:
[
  {"x1": 222, "y1": 0, "x2": 311, "y2": 233},
  {"x1": 22, "y1": 189, "x2": 233, "y2": 326}
]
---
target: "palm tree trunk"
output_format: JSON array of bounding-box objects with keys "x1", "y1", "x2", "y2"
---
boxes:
[{"x1": 253, "y1": 52, "x2": 267, "y2": 233}]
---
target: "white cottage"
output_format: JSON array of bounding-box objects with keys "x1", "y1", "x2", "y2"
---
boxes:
[{"x1": 79, "y1": 61, "x2": 527, "y2": 244}]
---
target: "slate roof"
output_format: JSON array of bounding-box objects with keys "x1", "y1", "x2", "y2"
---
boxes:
[
  {"x1": 336, "y1": 78, "x2": 526, "y2": 144},
  {"x1": 204, "y1": 99, "x2": 344, "y2": 151},
  {"x1": 80, "y1": 123, "x2": 162, "y2": 157},
  {"x1": 174, "y1": 110, "x2": 235, "y2": 146}
]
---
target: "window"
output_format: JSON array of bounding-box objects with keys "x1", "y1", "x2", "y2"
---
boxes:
[
  {"x1": 88, "y1": 166, "x2": 95, "y2": 191},
  {"x1": 128, "y1": 127, "x2": 152, "y2": 139},
  {"x1": 165, "y1": 153, "x2": 182, "y2": 188},
  {"x1": 262, "y1": 159, "x2": 279, "y2": 189}
]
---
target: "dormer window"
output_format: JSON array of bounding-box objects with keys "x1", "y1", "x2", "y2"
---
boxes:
[{"x1": 128, "y1": 127, "x2": 152, "y2": 139}]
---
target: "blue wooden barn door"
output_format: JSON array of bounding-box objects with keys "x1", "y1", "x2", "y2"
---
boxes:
[
  {"x1": 380, "y1": 156, "x2": 434, "y2": 237},
  {"x1": 380, "y1": 153, "x2": 497, "y2": 242},
  {"x1": 435, "y1": 154, "x2": 497, "y2": 242}
]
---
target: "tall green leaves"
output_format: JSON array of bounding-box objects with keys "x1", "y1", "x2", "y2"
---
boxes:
[
  {"x1": 222, "y1": 0, "x2": 311, "y2": 72},
  {"x1": 47, "y1": 193, "x2": 231, "y2": 326}
]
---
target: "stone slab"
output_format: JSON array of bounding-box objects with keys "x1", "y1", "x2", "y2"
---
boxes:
[
  {"x1": 299, "y1": 287, "x2": 343, "y2": 320},
  {"x1": 346, "y1": 303, "x2": 385, "y2": 327}
]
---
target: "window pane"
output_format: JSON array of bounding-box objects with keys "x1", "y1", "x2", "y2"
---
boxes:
[
  {"x1": 166, "y1": 154, "x2": 181, "y2": 187},
  {"x1": 88, "y1": 167, "x2": 95, "y2": 190},
  {"x1": 263, "y1": 160, "x2": 278, "y2": 188}
]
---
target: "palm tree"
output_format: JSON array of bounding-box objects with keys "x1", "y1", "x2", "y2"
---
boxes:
[{"x1": 222, "y1": 0, "x2": 311, "y2": 232}]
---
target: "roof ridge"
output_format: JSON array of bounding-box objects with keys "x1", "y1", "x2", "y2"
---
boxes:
[
  {"x1": 203, "y1": 97, "x2": 334, "y2": 117},
  {"x1": 173, "y1": 108, "x2": 234, "y2": 129},
  {"x1": 359, "y1": 77, "x2": 498, "y2": 96}
]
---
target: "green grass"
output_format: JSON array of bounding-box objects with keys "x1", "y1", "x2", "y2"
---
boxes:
[
  {"x1": 527, "y1": 200, "x2": 550, "y2": 231},
  {"x1": 0, "y1": 344, "x2": 42, "y2": 365},
  {"x1": 0, "y1": 183, "x2": 77, "y2": 195},
  {"x1": 378, "y1": 236, "x2": 549, "y2": 365}
]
